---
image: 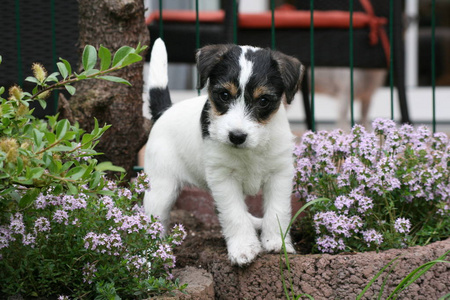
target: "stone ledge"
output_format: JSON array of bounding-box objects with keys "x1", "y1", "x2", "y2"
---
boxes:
[
  {"x1": 155, "y1": 267, "x2": 214, "y2": 299},
  {"x1": 198, "y1": 238, "x2": 450, "y2": 299}
]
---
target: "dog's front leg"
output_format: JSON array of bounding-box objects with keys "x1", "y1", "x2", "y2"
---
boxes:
[
  {"x1": 208, "y1": 177, "x2": 262, "y2": 266},
  {"x1": 261, "y1": 171, "x2": 295, "y2": 254}
]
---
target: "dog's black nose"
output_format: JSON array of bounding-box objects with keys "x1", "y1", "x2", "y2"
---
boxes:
[{"x1": 229, "y1": 130, "x2": 247, "y2": 145}]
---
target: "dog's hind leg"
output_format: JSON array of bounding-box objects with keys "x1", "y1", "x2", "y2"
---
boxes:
[{"x1": 144, "y1": 176, "x2": 180, "y2": 235}]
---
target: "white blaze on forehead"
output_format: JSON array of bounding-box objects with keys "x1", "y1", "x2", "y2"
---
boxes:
[{"x1": 238, "y1": 46, "x2": 258, "y2": 89}]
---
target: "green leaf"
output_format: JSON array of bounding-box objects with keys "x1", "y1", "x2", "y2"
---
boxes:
[
  {"x1": 82, "y1": 45, "x2": 97, "y2": 71},
  {"x1": 45, "y1": 131, "x2": 56, "y2": 144},
  {"x1": 45, "y1": 72, "x2": 60, "y2": 83},
  {"x1": 25, "y1": 76, "x2": 40, "y2": 84},
  {"x1": 33, "y1": 129, "x2": 45, "y2": 148},
  {"x1": 27, "y1": 167, "x2": 45, "y2": 179},
  {"x1": 89, "y1": 171, "x2": 101, "y2": 189},
  {"x1": 19, "y1": 188, "x2": 40, "y2": 208},
  {"x1": 99, "y1": 45, "x2": 112, "y2": 71},
  {"x1": 55, "y1": 119, "x2": 70, "y2": 140},
  {"x1": 59, "y1": 58, "x2": 72, "y2": 76},
  {"x1": 120, "y1": 53, "x2": 142, "y2": 67},
  {"x1": 57, "y1": 62, "x2": 69, "y2": 79},
  {"x1": 16, "y1": 156, "x2": 24, "y2": 174},
  {"x1": 0, "y1": 86, "x2": 4, "y2": 96},
  {"x1": 67, "y1": 182, "x2": 78, "y2": 194},
  {"x1": 112, "y1": 46, "x2": 134, "y2": 67},
  {"x1": 95, "y1": 161, "x2": 125, "y2": 173},
  {"x1": 66, "y1": 166, "x2": 86, "y2": 180},
  {"x1": 38, "y1": 99, "x2": 47, "y2": 109},
  {"x1": 51, "y1": 145, "x2": 74, "y2": 152},
  {"x1": 65, "y1": 84, "x2": 76, "y2": 95},
  {"x1": 97, "y1": 76, "x2": 131, "y2": 86}
]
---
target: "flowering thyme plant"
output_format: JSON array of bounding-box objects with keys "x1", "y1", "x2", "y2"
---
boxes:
[
  {"x1": 0, "y1": 50, "x2": 187, "y2": 299},
  {"x1": 293, "y1": 119, "x2": 450, "y2": 254},
  {"x1": 0, "y1": 173, "x2": 187, "y2": 299}
]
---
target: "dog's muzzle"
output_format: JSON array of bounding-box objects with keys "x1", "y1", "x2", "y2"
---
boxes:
[{"x1": 228, "y1": 130, "x2": 248, "y2": 146}]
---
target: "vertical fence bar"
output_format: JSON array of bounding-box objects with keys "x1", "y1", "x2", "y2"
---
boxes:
[
  {"x1": 431, "y1": 0, "x2": 436, "y2": 133},
  {"x1": 270, "y1": 0, "x2": 276, "y2": 50},
  {"x1": 159, "y1": 0, "x2": 164, "y2": 40},
  {"x1": 349, "y1": 0, "x2": 354, "y2": 128},
  {"x1": 310, "y1": 0, "x2": 315, "y2": 132},
  {"x1": 51, "y1": 0, "x2": 59, "y2": 114},
  {"x1": 14, "y1": 0, "x2": 23, "y2": 86},
  {"x1": 195, "y1": 0, "x2": 201, "y2": 95},
  {"x1": 232, "y1": 0, "x2": 238, "y2": 44},
  {"x1": 389, "y1": 0, "x2": 394, "y2": 120}
]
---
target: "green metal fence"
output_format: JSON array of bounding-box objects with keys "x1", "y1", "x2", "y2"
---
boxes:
[{"x1": 7, "y1": 0, "x2": 440, "y2": 132}]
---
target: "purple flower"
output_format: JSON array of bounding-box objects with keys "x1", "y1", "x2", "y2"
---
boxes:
[
  {"x1": 9, "y1": 213, "x2": 25, "y2": 235},
  {"x1": 118, "y1": 188, "x2": 132, "y2": 200},
  {"x1": 334, "y1": 195, "x2": 354, "y2": 213},
  {"x1": 61, "y1": 194, "x2": 87, "y2": 211},
  {"x1": 394, "y1": 218, "x2": 411, "y2": 234},
  {"x1": 22, "y1": 233, "x2": 36, "y2": 247},
  {"x1": 0, "y1": 225, "x2": 12, "y2": 250},
  {"x1": 316, "y1": 235, "x2": 346, "y2": 253},
  {"x1": 34, "y1": 217, "x2": 51, "y2": 233},
  {"x1": 53, "y1": 210, "x2": 69, "y2": 225},
  {"x1": 372, "y1": 118, "x2": 396, "y2": 136},
  {"x1": 171, "y1": 224, "x2": 187, "y2": 246},
  {"x1": 362, "y1": 229, "x2": 383, "y2": 247},
  {"x1": 82, "y1": 262, "x2": 97, "y2": 284}
]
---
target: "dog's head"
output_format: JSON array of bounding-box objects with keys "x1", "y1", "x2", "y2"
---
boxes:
[{"x1": 196, "y1": 44, "x2": 304, "y2": 149}]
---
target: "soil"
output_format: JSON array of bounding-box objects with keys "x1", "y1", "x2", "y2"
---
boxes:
[{"x1": 171, "y1": 209, "x2": 313, "y2": 269}]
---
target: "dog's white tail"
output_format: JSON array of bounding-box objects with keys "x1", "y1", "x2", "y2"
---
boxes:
[{"x1": 147, "y1": 38, "x2": 172, "y2": 121}]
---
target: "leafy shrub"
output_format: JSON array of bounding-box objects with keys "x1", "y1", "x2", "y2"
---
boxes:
[
  {"x1": 0, "y1": 46, "x2": 187, "y2": 299},
  {"x1": 293, "y1": 119, "x2": 450, "y2": 254}
]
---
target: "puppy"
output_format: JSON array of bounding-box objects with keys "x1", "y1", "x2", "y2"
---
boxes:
[{"x1": 143, "y1": 38, "x2": 304, "y2": 266}]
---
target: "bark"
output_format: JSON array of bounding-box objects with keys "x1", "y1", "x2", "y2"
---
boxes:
[{"x1": 59, "y1": 0, "x2": 151, "y2": 180}]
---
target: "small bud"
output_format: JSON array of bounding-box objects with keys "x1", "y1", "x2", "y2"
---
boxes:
[
  {"x1": 0, "y1": 138, "x2": 19, "y2": 153},
  {"x1": 17, "y1": 103, "x2": 29, "y2": 117},
  {"x1": 9, "y1": 85, "x2": 23, "y2": 100},
  {"x1": 37, "y1": 90, "x2": 50, "y2": 99},
  {"x1": 32, "y1": 63, "x2": 47, "y2": 82},
  {"x1": 6, "y1": 148, "x2": 18, "y2": 163},
  {"x1": 20, "y1": 141, "x2": 31, "y2": 150}
]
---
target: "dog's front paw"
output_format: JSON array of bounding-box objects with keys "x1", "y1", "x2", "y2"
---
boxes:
[
  {"x1": 227, "y1": 235, "x2": 262, "y2": 266},
  {"x1": 261, "y1": 233, "x2": 296, "y2": 254}
]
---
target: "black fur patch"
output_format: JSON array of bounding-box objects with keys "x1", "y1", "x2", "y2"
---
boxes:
[
  {"x1": 200, "y1": 100, "x2": 211, "y2": 138},
  {"x1": 150, "y1": 86, "x2": 172, "y2": 122}
]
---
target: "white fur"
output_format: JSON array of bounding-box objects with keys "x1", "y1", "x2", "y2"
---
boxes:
[{"x1": 149, "y1": 39, "x2": 168, "y2": 89}]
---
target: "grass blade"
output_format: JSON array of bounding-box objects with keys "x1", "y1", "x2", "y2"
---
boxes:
[{"x1": 356, "y1": 256, "x2": 400, "y2": 300}]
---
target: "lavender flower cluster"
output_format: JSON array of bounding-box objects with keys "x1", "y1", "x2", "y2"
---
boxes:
[
  {"x1": 293, "y1": 118, "x2": 450, "y2": 253},
  {"x1": 0, "y1": 172, "x2": 186, "y2": 298}
]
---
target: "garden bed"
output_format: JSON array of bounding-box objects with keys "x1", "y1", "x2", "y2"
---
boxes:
[{"x1": 171, "y1": 196, "x2": 450, "y2": 299}]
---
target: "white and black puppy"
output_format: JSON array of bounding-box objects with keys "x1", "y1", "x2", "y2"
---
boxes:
[{"x1": 144, "y1": 38, "x2": 304, "y2": 266}]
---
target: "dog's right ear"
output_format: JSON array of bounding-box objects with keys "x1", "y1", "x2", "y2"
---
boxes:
[{"x1": 196, "y1": 44, "x2": 234, "y2": 90}]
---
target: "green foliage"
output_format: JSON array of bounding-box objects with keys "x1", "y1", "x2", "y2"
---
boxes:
[{"x1": 0, "y1": 44, "x2": 187, "y2": 299}]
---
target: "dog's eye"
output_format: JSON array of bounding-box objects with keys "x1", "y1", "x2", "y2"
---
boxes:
[
  {"x1": 218, "y1": 91, "x2": 231, "y2": 102},
  {"x1": 258, "y1": 97, "x2": 270, "y2": 108}
]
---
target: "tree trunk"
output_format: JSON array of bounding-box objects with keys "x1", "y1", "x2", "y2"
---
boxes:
[{"x1": 59, "y1": 0, "x2": 151, "y2": 180}]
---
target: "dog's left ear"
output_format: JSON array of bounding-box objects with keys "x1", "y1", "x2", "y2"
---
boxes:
[
  {"x1": 196, "y1": 44, "x2": 235, "y2": 90},
  {"x1": 271, "y1": 51, "x2": 305, "y2": 104}
]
